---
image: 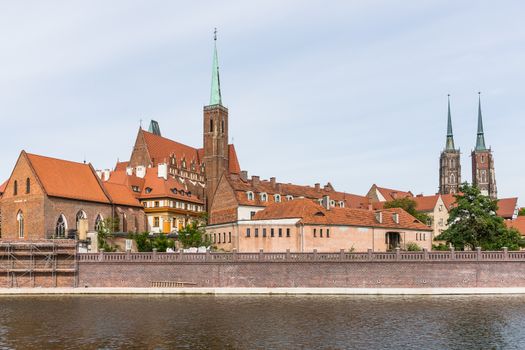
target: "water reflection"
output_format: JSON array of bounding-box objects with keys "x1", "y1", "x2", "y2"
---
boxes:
[{"x1": 0, "y1": 295, "x2": 523, "y2": 349}]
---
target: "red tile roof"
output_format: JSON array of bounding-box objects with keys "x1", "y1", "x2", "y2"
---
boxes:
[
  {"x1": 226, "y1": 174, "x2": 369, "y2": 209},
  {"x1": 253, "y1": 198, "x2": 431, "y2": 231},
  {"x1": 506, "y1": 217, "x2": 525, "y2": 235},
  {"x1": 497, "y1": 197, "x2": 518, "y2": 219},
  {"x1": 412, "y1": 195, "x2": 440, "y2": 212},
  {"x1": 103, "y1": 182, "x2": 142, "y2": 207},
  {"x1": 375, "y1": 185, "x2": 413, "y2": 201},
  {"x1": 142, "y1": 130, "x2": 200, "y2": 165},
  {"x1": 26, "y1": 153, "x2": 110, "y2": 204},
  {"x1": 228, "y1": 144, "x2": 241, "y2": 174},
  {"x1": 114, "y1": 161, "x2": 129, "y2": 172}
]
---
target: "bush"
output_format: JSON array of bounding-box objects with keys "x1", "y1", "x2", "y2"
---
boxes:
[
  {"x1": 406, "y1": 242, "x2": 422, "y2": 251},
  {"x1": 432, "y1": 243, "x2": 450, "y2": 251},
  {"x1": 132, "y1": 232, "x2": 153, "y2": 252}
]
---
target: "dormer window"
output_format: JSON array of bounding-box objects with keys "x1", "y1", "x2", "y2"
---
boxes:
[
  {"x1": 145, "y1": 187, "x2": 152, "y2": 194},
  {"x1": 132, "y1": 186, "x2": 140, "y2": 192},
  {"x1": 392, "y1": 213, "x2": 399, "y2": 224},
  {"x1": 247, "y1": 191, "x2": 254, "y2": 200},
  {"x1": 260, "y1": 193, "x2": 268, "y2": 202},
  {"x1": 286, "y1": 195, "x2": 293, "y2": 201},
  {"x1": 375, "y1": 212, "x2": 383, "y2": 224},
  {"x1": 330, "y1": 200, "x2": 335, "y2": 207},
  {"x1": 274, "y1": 194, "x2": 281, "y2": 203},
  {"x1": 339, "y1": 201, "x2": 345, "y2": 208},
  {"x1": 171, "y1": 188, "x2": 177, "y2": 194}
]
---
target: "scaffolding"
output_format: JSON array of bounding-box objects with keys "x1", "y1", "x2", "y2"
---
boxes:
[{"x1": 0, "y1": 241, "x2": 77, "y2": 288}]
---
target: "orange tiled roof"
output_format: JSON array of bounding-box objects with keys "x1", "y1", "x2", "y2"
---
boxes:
[
  {"x1": 227, "y1": 174, "x2": 369, "y2": 209},
  {"x1": 440, "y1": 193, "x2": 457, "y2": 210},
  {"x1": 103, "y1": 182, "x2": 142, "y2": 207},
  {"x1": 253, "y1": 198, "x2": 431, "y2": 231},
  {"x1": 228, "y1": 144, "x2": 241, "y2": 174},
  {"x1": 26, "y1": 153, "x2": 110, "y2": 204},
  {"x1": 142, "y1": 130, "x2": 200, "y2": 165},
  {"x1": 114, "y1": 161, "x2": 129, "y2": 172},
  {"x1": 497, "y1": 197, "x2": 518, "y2": 219},
  {"x1": 375, "y1": 185, "x2": 413, "y2": 201},
  {"x1": 506, "y1": 217, "x2": 525, "y2": 235}
]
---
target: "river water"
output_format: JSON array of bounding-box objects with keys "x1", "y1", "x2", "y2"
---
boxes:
[{"x1": 0, "y1": 295, "x2": 524, "y2": 349}]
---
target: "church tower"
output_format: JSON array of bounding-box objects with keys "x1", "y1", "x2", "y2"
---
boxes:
[
  {"x1": 439, "y1": 95, "x2": 461, "y2": 194},
  {"x1": 203, "y1": 30, "x2": 229, "y2": 210},
  {"x1": 471, "y1": 93, "x2": 497, "y2": 199}
]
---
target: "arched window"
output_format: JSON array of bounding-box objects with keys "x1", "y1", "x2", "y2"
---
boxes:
[
  {"x1": 247, "y1": 191, "x2": 254, "y2": 201},
  {"x1": 17, "y1": 211, "x2": 24, "y2": 238},
  {"x1": 260, "y1": 193, "x2": 268, "y2": 202},
  {"x1": 76, "y1": 210, "x2": 87, "y2": 230},
  {"x1": 221, "y1": 120, "x2": 224, "y2": 133},
  {"x1": 95, "y1": 214, "x2": 103, "y2": 232},
  {"x1": 13, "y1": 180, "x2": 18, "y2": 196},
  {"x1": 274, "y1": 194, "x2": 281, "y2": 203},
  {"x1": 286, "y1": 195, "x2": 294, "y2": 201},
  {"x1": 26, "y1": 178, "x2": 30, "y2": 194},
  {"x1": 55, "y1": 214, "x2": 67, "y2": 238},
  {"x1": 122, "y1": 213, "x2": 128, "y2": 232},
  {"x1": 450, "y1": 173, "x2": 455, "y2": 184},
  {"x1": 339, "y1": 201, "x2": 345, "y2": 208}
]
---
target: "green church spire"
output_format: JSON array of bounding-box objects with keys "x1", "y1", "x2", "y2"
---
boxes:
[
  {"x1": 209, "y1": 28, "x2": 222, "y2": 106},
  {"x1": 445, "y1": 94, "x2": 455, "y2": 151},
  {"x1": 475, "y1": 92, "x2": 487, "y2": 151}
]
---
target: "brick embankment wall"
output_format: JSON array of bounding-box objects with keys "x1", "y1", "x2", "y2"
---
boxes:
[{"x1": 78, "y1": 261, "x2": 525, "y2": 288}]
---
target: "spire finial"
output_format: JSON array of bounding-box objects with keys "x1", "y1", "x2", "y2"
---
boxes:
[
  {"x1": 445, "y1": 94, "x2": 455, "y2": 151},
  {"x1": 475, "y1": 91, "x2": 487, "y2": 151},
  {"x1": 209, "y1": 28, "x2": 222, "y2": 106}
]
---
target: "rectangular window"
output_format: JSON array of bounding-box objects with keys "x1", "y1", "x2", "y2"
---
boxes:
[
  {"x1": 423, "y1": 233, "x2": 426, "y2": 241},
  {"x1": 153, "y1": 217, "x2": 160, "y2": 227},
  {"x1": 313, "y1": 228, "x2": 316, "y2": 237},
  {"x1": 154, "y1": 201, "x2": 159, "y2": 208},
  {"x1": 278, "y1": 228, "x2": 282, "y2": 237},
  {"x1": 229, "y1": 232, "x2": 231, "y2": 243},
  {"x1": 286, "y1": 228, "x2": 290, "y2": 237},
  {"x1": 223, "y1": 232, "x2": 226, "y2": 243},
  {"x1": 320, "y1": 229, "x2": 323, "y2": 238},
  {"x1": 250, "y1": 211, "x2": 256, "y2": 219},
  {"x1": 255, "y1": 228, "x2": 259, "y2": 237},
  {"x1": 327, "y1": 229, "x2": 330, "y2": 238},
  {"x1": 263, "y1": 228, "x2": 267, "y2": 237},
  {"x1": 270, "y1": 228, "x2": 274, "y2": 237},
  {"x1": 246, "y1": 228, "x2": 251, "y2": 238}
]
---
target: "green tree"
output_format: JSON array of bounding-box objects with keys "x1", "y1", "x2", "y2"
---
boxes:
[
  {"x1": 96, "y1": 218, "x2": 118, "y2": 252},
  {"x1": 132, "y1": 232, "x2": 153, "y2": 252},
  {"x1": 383, "y1": 197, "x2": 430, "y2": 224},
  {"x1": 406, "y1": 242, "x2": 422, "y2": 251},
  {"x1": 152, "y1": 234, "x2": 175, "y2": 252},
  {"x1": 518, "y1": 208, "x2": 525, "y2": 216},
  {"x1": 178, "y1": 221, "x2": 212, "y2": 249},
  {"x1": 436, "y1": 183, "x2": 525, "y2": 250}
]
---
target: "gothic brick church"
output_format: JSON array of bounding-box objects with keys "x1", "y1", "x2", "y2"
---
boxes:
[{"x1": 438, "y1": 93, "x2": 497, "y2": 199}]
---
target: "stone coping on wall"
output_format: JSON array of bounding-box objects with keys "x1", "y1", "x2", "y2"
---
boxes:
[
  {"x1": 2, "y1": 287, "x2": 525, "y2": 295},
  {"x1": 77, "y1": 248, "x2": 525, "y2": 263}
]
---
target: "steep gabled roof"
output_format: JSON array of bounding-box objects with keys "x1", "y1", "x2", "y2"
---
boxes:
[
  {"x1": 141, "y1": 129, "x2": 200, "y2": 165},
  {"x1": 228, "y1": 144, "x2": 241, "y2": 174},
  {"x1": 26, "y1": 153, "x2": 110, "y2": 204},
  {"x1": 375, "y1": 186, "x2": 413, "y2": 201},
  {"x1": 497, "y1": 197, "x2": 518, "y2": 219},
  {"x1": 226, "y1": 174, "x2": 369, "y2": 209},
  {"x1": 253, "y1": 198, "x2": 431, "y2": 231},
  {"x1": 114, "y1": 161, "x2": 129, "y2": 172}
]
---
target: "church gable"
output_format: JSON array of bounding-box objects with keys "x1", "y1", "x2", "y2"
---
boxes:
[
  {"x1": 1, "y1": 151, "x2": 45, "y2": 200},
  {"x1": 129, "y1": 129, "x2": 152, "y2": 169},
  {"x1": 208, "y1": 174, "x2": 239, "y2": 225}
]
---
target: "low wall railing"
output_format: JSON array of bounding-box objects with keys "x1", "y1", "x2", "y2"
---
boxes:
[{"x1": 77, "y1": 247, "x2": 525, "y2": 263}]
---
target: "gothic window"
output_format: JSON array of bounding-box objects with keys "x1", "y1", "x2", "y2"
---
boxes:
[
  {"x1": 481, "y1": 170, "x2": 487, "y2": 183},
  {"x1": 55, "y1": 214, "x2": 67, "y2": 238},
  {"x1": 481, "y1": 155, "x2": 485, "y2": 164},
  {"x1": 26, "y1": 178, "x2": 30, "y2": 194},
  {"x1": 274, "y1": 194, "x2": 281, "y2": 203},
  {"x1": 210, "y1": 119, "x2": 213, "y2": 132},
  {"x1": 450, "y1": 173, "x2": 455, "y2": 184},
  {"x1": 13, "y1": 180, "x2": 17, "y2": 196},
  {"x1": 95, "y1": 214, "x2": 103, "y2": 231},
  {"x1": 17, "y1": 211, "x2": 24, "y2": 238},
  {"x1": 76, "y1": 210, "x2": 87, "y2": 230},
  {"x1": 221, "y1": 120, "x2": 224, "y2": 133}
]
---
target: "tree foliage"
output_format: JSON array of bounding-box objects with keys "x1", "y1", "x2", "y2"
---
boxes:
[
  {"x1": 519, "y1": 208, "x2": 525, "y2": 217},
  {"x1": 131, "y1": 232, "x2": 175, "y2": 252},
  {"x1": 436, "y1": 183, "x2": 525, "y2": 251},
  {"x1": 383, "y1": 197, "x2": 430, "y2": 224},
  {"x1": 96, "y1": 218, "x2": 118, "y2": 252},
  {"x1": 178, "y1": 221, "x2": 212, "y2": 249}
]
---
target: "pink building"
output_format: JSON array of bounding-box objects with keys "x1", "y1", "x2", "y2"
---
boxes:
[{"x1": 206, "y1": 198, "x2": 432, "y2": 252}]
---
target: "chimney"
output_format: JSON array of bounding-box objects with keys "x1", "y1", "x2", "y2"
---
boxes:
[
  {"x1": 391, "y1": 191, "x2": 398, "y2": 199},
  {"x1": 126, "y1": 166, "x2": 133, "y2": 176},
  {"x1": 315, "y1": 183, "x2": 320, "y2": 192},
  {"x1": 270, "y1": 177, "x2": 276, "y2": 188},
  {"x1": 368, "y1": 203, "x2": 373, "y2": 211},
  {"x1": 158, "y1": 163, "x2": 168, "y2": 180},
  {"x1": 240, "y1": 170, "x2": 248, "y2": 181},
  {"x1": 95, "y1": 170, "x2": 103, "y2": 180},
  {"x1": 136, "y1": 166, "x2": 146, "y2": 179},
  {"x1": 252, "y1": 175, "x2": 260, "y2": 186},
  {"x1": 103, "y1": 169, "x2": 111, "y2": 181},
  {"x1": 321, "y1": 195, "x2": 331, "y2": 210}
]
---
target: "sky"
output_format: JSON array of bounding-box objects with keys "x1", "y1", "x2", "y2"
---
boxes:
[{"x1": 1, "y1": 1, "x2": 524, "y2": 206}]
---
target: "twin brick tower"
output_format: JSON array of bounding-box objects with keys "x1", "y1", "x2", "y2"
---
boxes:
[{"x1": 439, "y1": 93, "x2": 497, "y2": 199}]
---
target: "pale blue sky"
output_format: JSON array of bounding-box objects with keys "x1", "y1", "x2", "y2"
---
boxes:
[{"x1": 1, "y1": 1, "x2": 524, "y2": 205}]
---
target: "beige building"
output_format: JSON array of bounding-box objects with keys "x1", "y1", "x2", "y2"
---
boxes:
[
  {"x1": 206, "y1": 198, "x2": 432, "y2": 252},
  {"x1": 412, "y1": 194, "x2": 455, "y2": 240}
]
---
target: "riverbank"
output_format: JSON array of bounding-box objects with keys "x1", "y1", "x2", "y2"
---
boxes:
[{"x1": 2, "y1": 287, "x2": 525, "y2": 295}]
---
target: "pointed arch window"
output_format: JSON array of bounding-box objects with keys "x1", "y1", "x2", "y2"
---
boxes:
[
  {"x1": 76, "y1": 210, "x2": 87, "y2": 230},
  {"x1": 221, "y1": 120, "x2": 224, "y2": 133},
  {"x1": 17, "y1": 211, "x2": 24, "y2": 238},
  {"x1": 95, "y1": 214, "x2": 104, "y2": 232},
  {"x1": 55, "y1": 214, "x2": 67, "y2": 238},
  {"x1": 450, "y1": 173, "x2": 455, "y2": 184},
  {"x1": 26, "y1": 178, "x2": 30, "y2": 194}
]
